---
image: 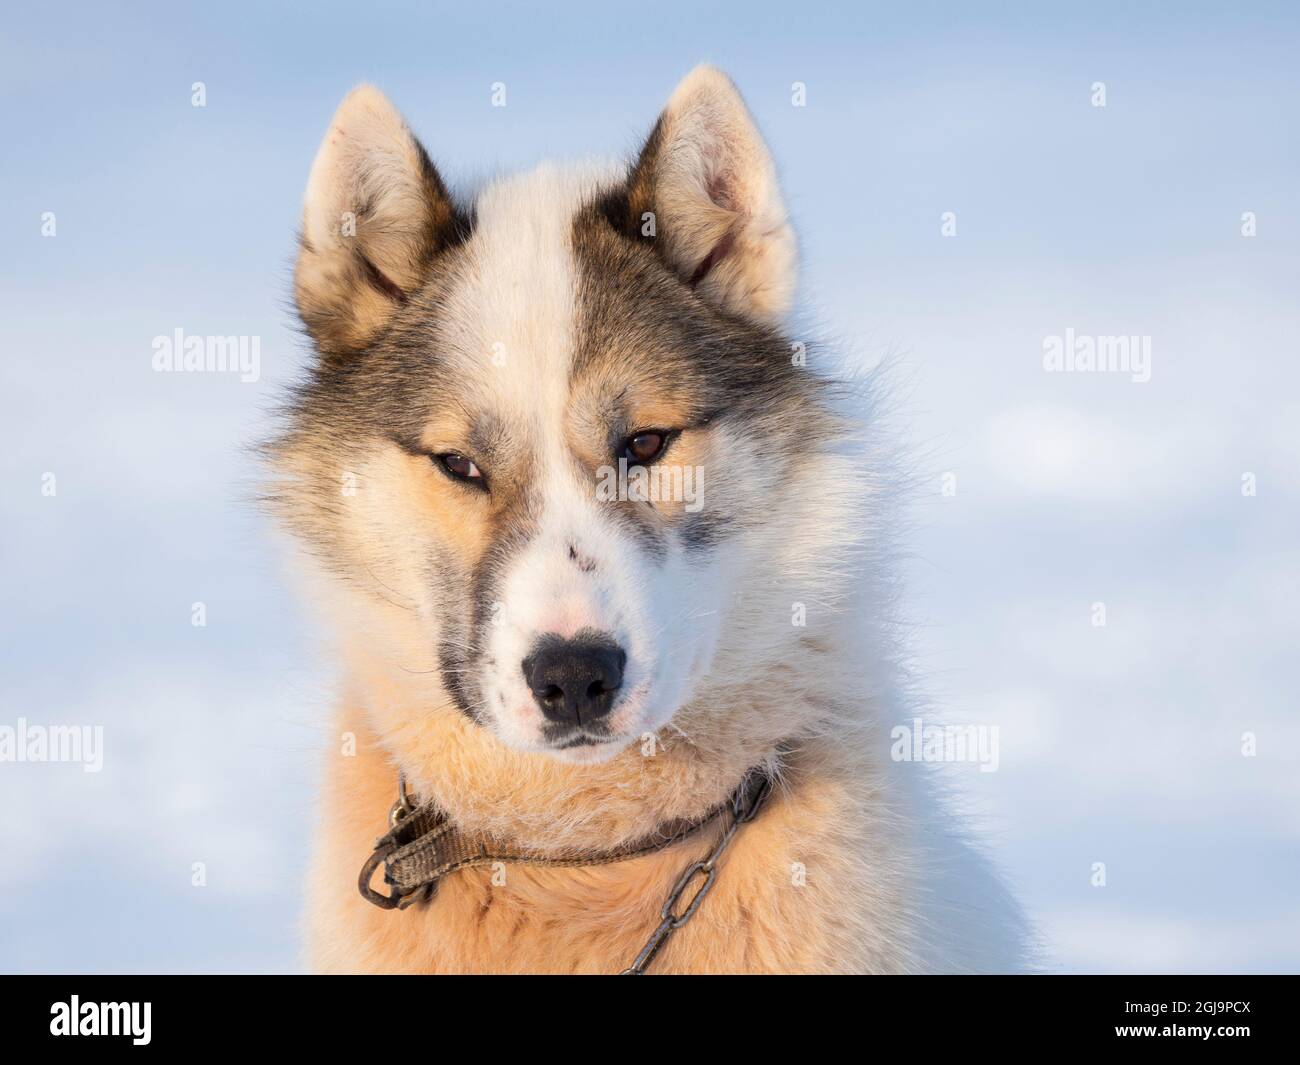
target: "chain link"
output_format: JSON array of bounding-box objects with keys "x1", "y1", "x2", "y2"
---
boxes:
[{"x1": 620, "y1": 772, "x2": 773, "y2": 974}]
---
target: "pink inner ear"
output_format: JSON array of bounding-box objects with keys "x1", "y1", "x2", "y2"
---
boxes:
[{"x1": 688, "y1": 228, "x2": 737, "y2": 288}]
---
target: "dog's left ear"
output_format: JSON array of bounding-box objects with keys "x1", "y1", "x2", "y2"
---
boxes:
[{"x1": 624, "y1": 65, "x2": 797, "y2": 325}]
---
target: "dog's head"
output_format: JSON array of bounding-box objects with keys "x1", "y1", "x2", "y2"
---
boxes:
[{"x1": 273, "y1": 67, "x2": 840, "y2": 764}]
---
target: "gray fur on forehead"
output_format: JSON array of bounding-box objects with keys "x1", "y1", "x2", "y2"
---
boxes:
[{"x1": 569, "y1": 193, "x2": 831, "y2": 432}]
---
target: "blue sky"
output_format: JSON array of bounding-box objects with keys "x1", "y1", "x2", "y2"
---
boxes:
[{"x1": 2, "y1": 1, "x2": 1298, "y2": 972}]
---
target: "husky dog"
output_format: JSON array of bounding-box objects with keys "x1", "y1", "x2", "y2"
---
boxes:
[{"x1": 269, "y1": 66, "x2": 1031, "y2": 973}]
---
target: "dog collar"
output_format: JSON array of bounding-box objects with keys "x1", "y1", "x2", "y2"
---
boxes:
[{"x1": 358, "y1": 757, "x2": 778, "y2": 972}]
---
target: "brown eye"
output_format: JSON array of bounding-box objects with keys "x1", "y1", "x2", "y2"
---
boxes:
[
  {"x1": 436, "y1": 453, "x2": 485, "y2": 485},
  {"x1": 622, "y1": 431, "x2": 668, "y2": 465}
]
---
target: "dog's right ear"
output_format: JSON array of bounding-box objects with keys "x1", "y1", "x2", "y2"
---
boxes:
[
  {"x1": 294, "y1": 86, "x2": 463, "y2": 359},
  {"x1": 618, "y1": 66, "x2": 797, "y2": 327}
]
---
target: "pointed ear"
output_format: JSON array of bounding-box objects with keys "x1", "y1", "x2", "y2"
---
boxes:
[
  {"x1": 623, "y1": 65, "x2": 797, "y2": 325},
  {"x1": 294, "y1": 85, "x2": 464, "y2": 358}
]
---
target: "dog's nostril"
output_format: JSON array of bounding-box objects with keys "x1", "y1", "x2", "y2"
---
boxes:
[{"x1": 521, "y1": 632, "x2": 626, "y2": 727}]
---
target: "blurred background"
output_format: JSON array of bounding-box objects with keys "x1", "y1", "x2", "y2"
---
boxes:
[{"x1": 2, "y1": 1, "x2": 1297, "y2": 972}]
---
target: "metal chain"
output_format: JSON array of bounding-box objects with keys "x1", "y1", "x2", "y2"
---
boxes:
[{"x1": 620, "y1": 771, "x2": 774, "y2": 975}]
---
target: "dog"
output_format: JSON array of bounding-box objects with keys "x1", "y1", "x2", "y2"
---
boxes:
[{"x1": 267, "y1": 65, "x2": 1032, "y2": 973}]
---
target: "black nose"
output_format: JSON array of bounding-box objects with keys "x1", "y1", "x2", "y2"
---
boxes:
[{"x1": 522, "y1": 634, "x2": 627, "y2": 727}]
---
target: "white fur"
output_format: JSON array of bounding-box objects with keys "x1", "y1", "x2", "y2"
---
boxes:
[{"x1": 424, "y1": 163, "x2": 728, "y2": 762}]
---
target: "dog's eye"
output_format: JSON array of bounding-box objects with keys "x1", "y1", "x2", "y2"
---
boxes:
[
  {"x1": 435, "y1": 453, "x2": 485, "y2": 485},
  {"x1": 621, "y1": 431, "x2": 668, "y2": 465}
]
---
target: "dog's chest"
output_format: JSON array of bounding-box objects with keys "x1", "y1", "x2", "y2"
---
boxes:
[{"x1": 394, "y1": 853, "x2": 697, "y2": 974}]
